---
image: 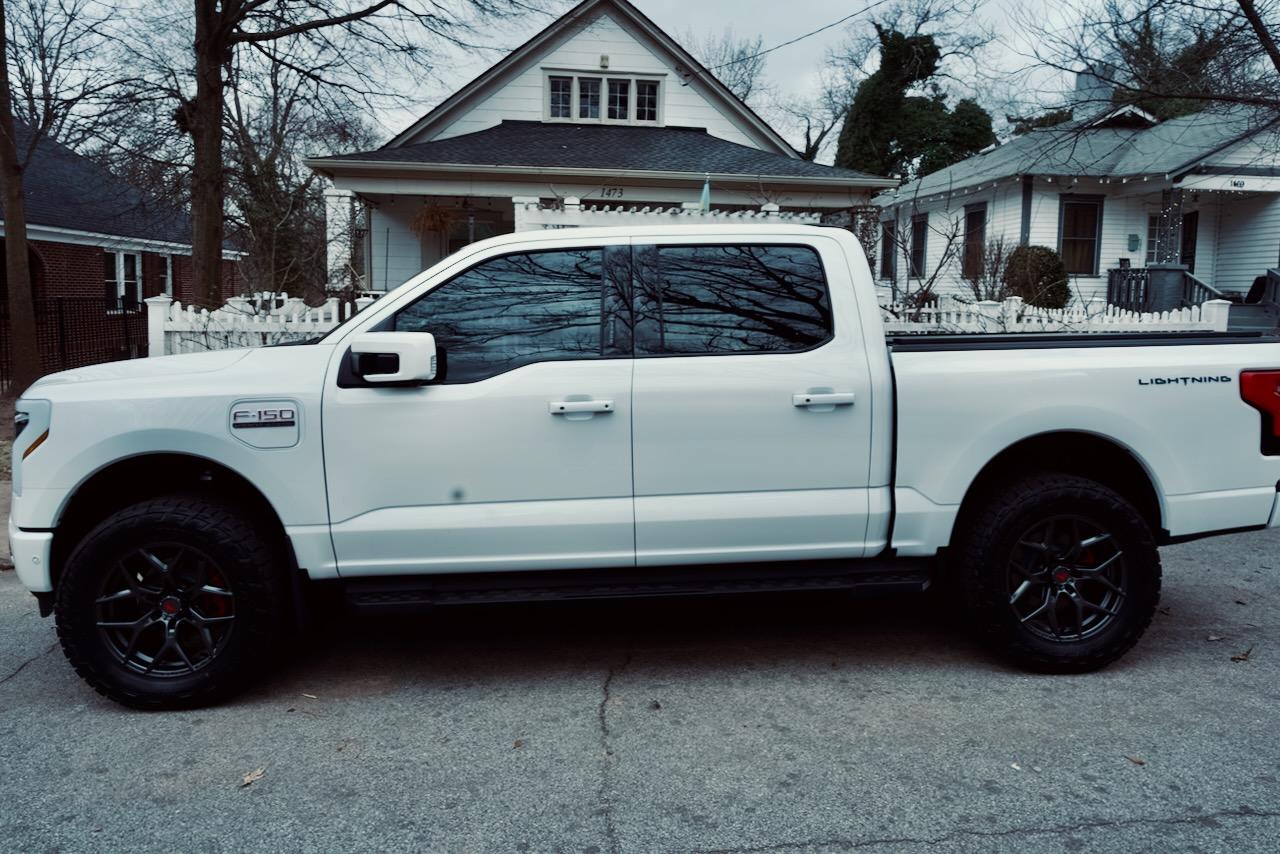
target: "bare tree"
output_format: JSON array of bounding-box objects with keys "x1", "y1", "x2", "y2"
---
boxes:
[
  {"x1": 774, "y1": 66, "x2": 858, "y2": 161},
  {"x1": 1020, "y1": 0, "x2": 1280, "y2": 118},
  {"x1": 225, "y1": 42, "x2": 378, "y2": 302},
  {"x1": 1, "y1": 0, "x2": 121, "y2": 394},
  {"x1": 108, "y1": 1, "x2": 539, "y2": 305},
  {"x1": 881, "y1": 203, "x2": 965, "y2": 315},
  {"x1": 964, "y1": 235, "x2": 1011, "y2": 302},
  {"x1": 684, "y1": 28, "x2": 769, "y2": 104}
]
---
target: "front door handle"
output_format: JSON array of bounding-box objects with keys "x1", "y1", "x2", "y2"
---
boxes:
[
  {"x1": 549, "y1": 399, "x2": 614, "y2": 415},
  {"x1": 792, "y1": 392, "x2": 856, "y2": 408}
]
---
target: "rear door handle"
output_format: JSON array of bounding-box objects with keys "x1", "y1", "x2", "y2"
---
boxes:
[
  {"x1": 549, "y1": 399, "x2": 614, "y2": 414},
  {"x1": 792, "y1": 392, "x2": 855, "y2": 407}
]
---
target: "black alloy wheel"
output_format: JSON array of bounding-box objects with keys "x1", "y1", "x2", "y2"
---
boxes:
[
  {"x1": 1008, "y1": 514, "x2": 1127, "y2": 642},
  {"x1": 95, "y1": 544, "x2": 237, "y2": 676}
]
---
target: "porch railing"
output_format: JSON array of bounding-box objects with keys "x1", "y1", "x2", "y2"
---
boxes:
[
  {"x1": 1182, "y1": 271, "x2": 1227, "y2": 307},
  {"x1": 1107, "y1": 268, "x2": 1150, "y2": 312}
]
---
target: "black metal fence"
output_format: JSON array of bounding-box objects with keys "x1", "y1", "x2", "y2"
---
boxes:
[{"x1": 0, "y1": 297, "x2": 147, "y2": 394}]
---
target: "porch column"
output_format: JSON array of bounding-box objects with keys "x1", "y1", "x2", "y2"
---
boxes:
[
  {"x1": 324, "y1": 188, "x2": 358, "y2": 290},
  {"x1": 1147, "y1": 188, "x2": 1188, "y2": 312}
]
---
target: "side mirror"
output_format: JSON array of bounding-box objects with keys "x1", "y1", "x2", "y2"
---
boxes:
[{"x1": 349, "y1": 332, "x2": 437, "y2": 384}]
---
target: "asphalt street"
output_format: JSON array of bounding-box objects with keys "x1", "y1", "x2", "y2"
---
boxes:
[{"x1": 1, "y1": 507, "x2": 1278, "y2": 853}]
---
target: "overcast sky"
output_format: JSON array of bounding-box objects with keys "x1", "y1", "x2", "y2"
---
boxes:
[{"x1": 377, "y1": 0, "x2": 1074, "y2": 153}]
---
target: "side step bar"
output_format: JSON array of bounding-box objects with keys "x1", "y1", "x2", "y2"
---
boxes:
[{"x1": 341, "y1": 558, "x2": 934, "y2": 610}]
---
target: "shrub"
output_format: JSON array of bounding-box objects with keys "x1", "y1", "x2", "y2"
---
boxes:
[{"x1": 1002, "y1": 245, "x2": 1070, "y2": 309}]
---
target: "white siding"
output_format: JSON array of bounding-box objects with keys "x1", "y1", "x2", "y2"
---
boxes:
[
  {"x1": 367, "y1": 203, "x2": 427, "y2": 292},
  {"x1": 1216, "y1": 194, "x2": 1280, "y2": 294},
  {"x1": 421, "y1": 12, "x2": 760, "y2": 149}
]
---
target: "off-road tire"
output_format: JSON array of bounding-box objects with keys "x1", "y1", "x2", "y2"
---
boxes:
[
  {"x1": 955, "y1": 473, "x2": 1161, "y2": 672},
  {"x1": 54, "y1": 495, "x2": 287, "y2": 709}
]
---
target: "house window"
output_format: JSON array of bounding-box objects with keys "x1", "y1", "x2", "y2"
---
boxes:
[
  {"x1": 636, "y1": 80, "x2": 659, "y2": 122},
  {"x1": 549, "y1": 76, "x2": 572, "y2": 118},
  {"x1": 607, "y1": 79, "x2": 629, "y2": 120},
  {"x1": 579, "y1": 77, "x2": 601, "y2": 119},
  {"x1": 879, "y1": 221, "x2": 896, "y2": 280},
  {"x1": 104, "y1": 250, "x2": 141, "y2": 311},
  {"x1": 962, "y1": 204, "x2": 987, "y2": 280},
  {"x1": 1145, "y1": 214, "x2": 1158, "y2": 264},
  {"x1": 909, "y1": 214, "x2": 928, "y2": 279},
  {"x1": 545, "y1": 74, "x2": 661, "y2": 123},
  {"x1": 1059, "y1": 195, "x2": 1103, "y2": 276}
]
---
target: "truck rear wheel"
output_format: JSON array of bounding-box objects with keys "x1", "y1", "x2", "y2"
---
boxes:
[
  {"x1": 54, "y1": 495, "x2": 287, "y2": 709},
  {"x1": 956, "y1": 473, "x2": 1161, "y2": 672}
]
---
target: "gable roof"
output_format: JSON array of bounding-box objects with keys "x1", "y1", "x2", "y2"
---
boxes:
[
  {"x1": 6, "y1": 122, "x2": 193, "y2": 246},
  {"x1": 385, "y1": 0, "x2": 797, "y2": 156},
  {"x1": 310, "y1": 120, "x2": 893, "y2": 186},
  {"x1": 880, "y1": 105, "x2": 1280, "y2": 204}
]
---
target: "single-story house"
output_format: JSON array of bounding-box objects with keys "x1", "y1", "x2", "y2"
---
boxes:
[
  {"x1": 0, "y1": 122, "x2": 243, "y2": 379},
  {"x1": 306, "y1": 0, "x2": 896, "y2": 292},
  {"x1": 874, "y1": 102, "x2": 1280, "y2": 321},
  {"x1": 0, "y1": 122, "x2": 242, "y2": 309}
]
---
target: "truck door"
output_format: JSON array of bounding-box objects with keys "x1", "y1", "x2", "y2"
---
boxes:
[
  {"x1": 322, "y1": 243, "x2": 635, "y2": 576},
  {"x1": 629, "y1": 238, "x2": 877, "y2": 566}
]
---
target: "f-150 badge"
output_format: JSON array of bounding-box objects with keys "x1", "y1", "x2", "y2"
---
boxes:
[
  {"x1": 228, "y1": 399, "x2": 300, "y2": 449},
  {"x1": 232, "y1": 407, "x2": 297, "y2": 428}
]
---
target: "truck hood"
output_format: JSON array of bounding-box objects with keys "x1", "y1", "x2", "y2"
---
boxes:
[{"x1": 30, "y1": 348, "x2": 255, "y2": 388}]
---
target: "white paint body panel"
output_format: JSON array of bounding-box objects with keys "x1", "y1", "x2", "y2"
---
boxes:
[{"x1": 9, "y1": 224, "x2": 1280, "y2": 596}]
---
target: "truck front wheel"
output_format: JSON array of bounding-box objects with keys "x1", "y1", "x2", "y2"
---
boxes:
[
  {"x1": 956, "y1": 473, "x2": 1162, "y2": 672},
  {"x1": 54, "y1": 495, "x2": 287, "y2": 709}
]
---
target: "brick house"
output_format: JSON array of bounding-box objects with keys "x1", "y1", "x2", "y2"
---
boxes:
[{"x1": 0, "y1": 125, "x2": 241, "y2": 379}]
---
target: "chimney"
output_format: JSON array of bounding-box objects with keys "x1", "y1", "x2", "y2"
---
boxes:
[{"x1": 1071, "y1": 61, "x2": 1116, "y2": 110}]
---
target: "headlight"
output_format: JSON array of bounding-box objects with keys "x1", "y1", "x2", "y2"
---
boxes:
[{"x1": 12, "y1": 400, "x2": 51, "y2": 496}]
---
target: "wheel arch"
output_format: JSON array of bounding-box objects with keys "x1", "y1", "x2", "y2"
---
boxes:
[
  {"x1": 50, "y1": 452, "x2": 294, "y2": 592},
  {"x1": 952, "y1": 431, "x2": 1165, "y2": 546}
]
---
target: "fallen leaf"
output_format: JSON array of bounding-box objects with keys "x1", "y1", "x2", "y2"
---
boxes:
[
  {"x1": 1125, "y1": 756, "x2": 1146, "y2": 766},
  {"x1": 302, "y1": 693, "x2": 318, "y2": 699},
  {"x1": 1207, "y1": 635, "x2": 1225, "y2": 642},
  {"x1": 240, "y1": 768, "x2": 265, "y2": 788},
  {"x1": 1032, "y1": 766, "x2": 1043, "y2": 773},
  {"x1": 1010, "y1": 762, "x2": 1022, "y2": 771},
  {"x1": 1232, "y1": 646, "x2": 1255, "y2": 663},
  {"x1": 513, "y1": 739, "x2": 525, "y2": 749}
]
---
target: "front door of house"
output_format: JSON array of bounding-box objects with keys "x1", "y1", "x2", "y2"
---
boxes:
[{"x1": 1181, "y1": 211, "x2": 1199, "y2": 274}]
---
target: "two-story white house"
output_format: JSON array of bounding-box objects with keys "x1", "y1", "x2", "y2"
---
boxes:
[
  {"x1": 306, "y1": 0, "x2": 895, "y2": 293},
  {"x1": 875, "y1": 103, "x2": 1280, "y2": 324}
]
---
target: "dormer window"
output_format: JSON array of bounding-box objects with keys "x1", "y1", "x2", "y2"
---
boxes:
[
  {"x1": 544, "y1": 72, "x2": 662, "y2": 124},
  {"x1": 579, "y1": 77, "x2": 601, "y2": 119},
  {"x1": 549, "y1": 76, "x2": 572, "y2": 118}
]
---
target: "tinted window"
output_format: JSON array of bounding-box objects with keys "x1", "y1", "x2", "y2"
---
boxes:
[
  {"x1": 635, "y1": 244, "x2": 831, "y2": 355},
  {"x1": 394, "y1": 249, "x2": 621, "y2": 383}
]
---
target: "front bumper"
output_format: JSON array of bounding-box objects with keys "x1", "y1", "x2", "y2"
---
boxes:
[{"x1": 9, "y1": 515, "x2": 53, "y2": 593}]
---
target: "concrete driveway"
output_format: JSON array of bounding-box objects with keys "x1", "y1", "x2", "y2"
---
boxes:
[{"x1": 1, "y1": 513, "x2": 1278, "y2": 853}]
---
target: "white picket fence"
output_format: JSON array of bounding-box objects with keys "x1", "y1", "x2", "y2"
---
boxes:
[
  {"x1": 146, "y1": 291, "x2": 1233, "y2": 357},
  {"x1": 146, "y1": 293, "x2": 375, "y2": 356},
  {"x1": 882, "y1": 296, "x2": 1232, "y2": 334}
]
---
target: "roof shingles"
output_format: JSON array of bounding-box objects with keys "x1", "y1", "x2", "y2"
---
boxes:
[{"x1": 314, "y1": 121, "x2": 885, "y2": 182}]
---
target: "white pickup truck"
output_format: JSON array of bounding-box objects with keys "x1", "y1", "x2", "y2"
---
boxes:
[{"x1": 11, "y1": 224, "x2": 1280, "y2": 708}]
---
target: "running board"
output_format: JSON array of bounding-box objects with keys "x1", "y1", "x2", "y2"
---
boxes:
[{"x1": 340, "y1": 558, "x2": 934, "y2": 610}]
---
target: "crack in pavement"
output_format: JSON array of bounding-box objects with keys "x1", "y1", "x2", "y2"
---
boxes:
[
  {"x1": 693, "y1": 805, "x2": 1280, "y2": 853},
  {"x1": 0, "y1": 642, "x2": 58, "y2": 688},
  {"x1": 596, "y1": 651, "x2": 632, "y2": 854}
]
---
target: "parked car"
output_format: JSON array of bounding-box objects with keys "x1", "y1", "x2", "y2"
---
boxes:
[{"x1": 11, "y1": 225, "x2": 1280, "y2": 708}]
